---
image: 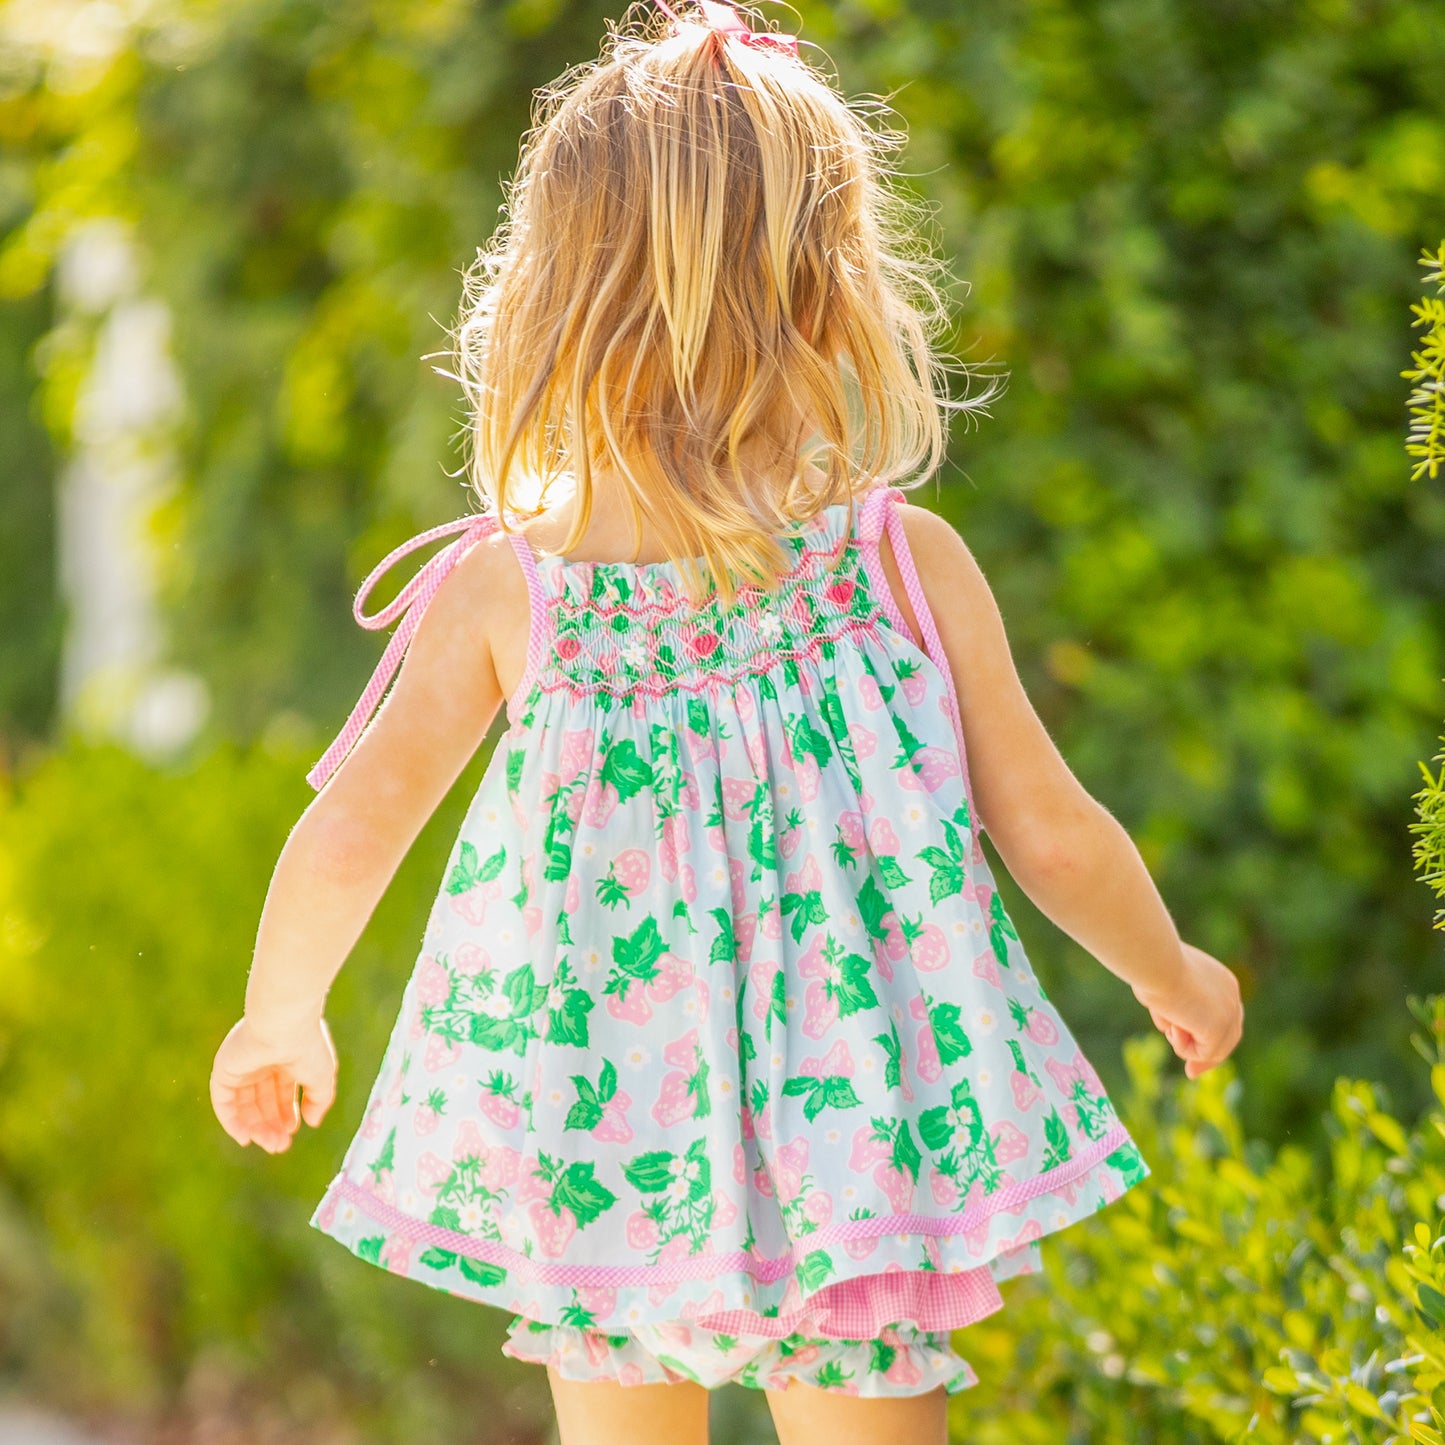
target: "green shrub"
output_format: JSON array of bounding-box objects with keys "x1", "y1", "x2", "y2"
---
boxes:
[
  {"x1": 946, "y1": 997, "x2": 1445, "y2": 1444},
  {"x1": 0, "y1": 736, "x2": 552, "y2": 1440}
]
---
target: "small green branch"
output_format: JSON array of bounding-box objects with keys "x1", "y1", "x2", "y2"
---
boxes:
[{"x1": 1403, "y1": 243, "x2": 1445, "y2": 483}]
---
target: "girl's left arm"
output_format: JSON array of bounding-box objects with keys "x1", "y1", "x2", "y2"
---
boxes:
[{"x1": 210, "y1": 533, "x2": 518, "y2": 1153}]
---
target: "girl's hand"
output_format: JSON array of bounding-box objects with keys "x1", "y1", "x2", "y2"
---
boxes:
[
  {"x1": 1132, "y1": 944, "x2": 1244, "y2": 1080},
  {"x1": 210, "y1": 1015, "x2": 338, "y2": 1152}
]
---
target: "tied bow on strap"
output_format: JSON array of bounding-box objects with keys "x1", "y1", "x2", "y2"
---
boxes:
[
  {"x1": 306, "y1": 512, "x2": 501, "y2": 791},
  {"x1": 652, "y1": 0, "x2": 799, "y2": 57}
]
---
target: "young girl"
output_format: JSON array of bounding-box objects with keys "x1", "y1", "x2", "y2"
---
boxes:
[{"x1": 210, "y1": 3, "x2": 1243, "y2": 1440}]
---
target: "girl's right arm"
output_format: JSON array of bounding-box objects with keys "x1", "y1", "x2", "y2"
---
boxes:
[
  {"x1": 884, "y1": 501, "x2": 1244, "y2": 1079},
  {"x1": 210, "y1": 531, "x2": 523, "y2": 1152}
]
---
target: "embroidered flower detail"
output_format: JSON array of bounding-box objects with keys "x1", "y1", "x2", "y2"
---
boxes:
[{"x1": 539, "y1": 512, "x2": 883, "y2": 695}]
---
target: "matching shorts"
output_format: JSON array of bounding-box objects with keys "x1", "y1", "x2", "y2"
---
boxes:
[{"x1": 502, "y1": 1314, "x2": 979, "y2": 1397}]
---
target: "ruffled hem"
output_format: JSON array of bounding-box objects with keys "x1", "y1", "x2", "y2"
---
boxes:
[
  {"x1": 500, "y1": 1316, "x2": 981, "y2": 1396},
  {"x1": 309, "y1": 1123, "x2": 1147, "y2": 1340}
]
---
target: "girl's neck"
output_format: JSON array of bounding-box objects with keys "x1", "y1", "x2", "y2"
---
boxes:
[{"x1": 525, "y1": 455, "x2": 829, "y2": 567}]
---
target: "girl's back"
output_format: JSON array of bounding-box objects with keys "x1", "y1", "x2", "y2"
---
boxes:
[{"x1": 307, "y1": 479, "x2": 1149, "y2": 1379}]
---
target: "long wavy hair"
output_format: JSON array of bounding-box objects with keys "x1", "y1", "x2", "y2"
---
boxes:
[{"x1": 452, "y1": 1, "x2": 1003, "y2": 607}]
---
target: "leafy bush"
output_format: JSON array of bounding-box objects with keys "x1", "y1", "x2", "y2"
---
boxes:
[{"x1": 945, "y1": 997, "x2": 1445, "y2": 1445}]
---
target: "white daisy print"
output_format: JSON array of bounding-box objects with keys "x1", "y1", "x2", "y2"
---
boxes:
[{"x1": 623, "y1": 1045, "x2": 650, "y2": 1070}]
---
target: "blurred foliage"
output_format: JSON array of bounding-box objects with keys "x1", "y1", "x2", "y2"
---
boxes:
[
  {"x1": 0, "y1": 736, "x2": 554, "y2": 1441},
  {"x1": 0, "y1": 742, "x2": 1442, "y2": 1441}
]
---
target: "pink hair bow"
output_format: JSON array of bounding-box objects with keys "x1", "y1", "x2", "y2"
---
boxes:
[{"x1": 652, "y1": 0, "x2": 800, "y2": 58}]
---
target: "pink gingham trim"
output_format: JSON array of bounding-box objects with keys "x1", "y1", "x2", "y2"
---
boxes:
[
  {"x1": 326, "y1": 1118, "x2": 1132, "y2": 1289},
  {"x1": 691, "y1": 1259, "x2": 1006, "y2": 1339},
  {"x1": 307, "y1": 512, "x2": 500, "y2": 790}
]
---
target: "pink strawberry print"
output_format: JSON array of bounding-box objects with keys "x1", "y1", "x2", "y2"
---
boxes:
[
  {"x1": 527, "y1": 1198, "x2": 578, "y2": 1257},
  {"x1": 414, "y1": 1088, "x2": 446, "y2": 1136},
  {"x1": 911, "y1": 921, "x2": 951, "y2": 972},
  {"x1": 973, "y1": 947, "x2": 1003, "y2": 988},
  {"x1": 416, "y1": 1151, "x2": 451, "y2": 1196},
  {"x1": 416, "y1": 957, "x2": 451, "y2": 1008},
  {"x1": 993, "y1": 1120, "x2": 1030, "y2": 1164},
  {"x1": 897, "y1": 659, "x2": 929, "y2": 706},
  {"x1": 583, "y1": 1284, "x2": 621, "y2": 1322},
  {"x1": 626, "y1": 1210, "x2": 661, "y2": 1250},
  {"x1": 593, "y1": 1088, "x2": 633, "y2": 1144},
  {"x1": 423, "y1": 1033, "x2": 462, "y2": 1073},
  {"x1": 1012, "y1": 995, "x2": 1059, "y2": 1045},
  {"x1": 897, "y1": 745, "x2": 960, "y2": 793},
  {"x1": 478, "y1": 1073, "x2": 522, "y2": 1129}
]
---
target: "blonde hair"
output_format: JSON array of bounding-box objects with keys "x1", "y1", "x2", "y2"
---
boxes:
[{"x1": 452, "y1": 1, "x2": 1002, "y2": 607}]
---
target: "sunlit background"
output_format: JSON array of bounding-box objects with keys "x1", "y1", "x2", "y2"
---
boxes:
[{"x1": 1, "y1": 1, "x2": 1444, "y2": 1441}]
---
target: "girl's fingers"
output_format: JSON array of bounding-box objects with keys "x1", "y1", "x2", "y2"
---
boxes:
[{"x1": 272, "y1": 1069, "x2": 298, "y2": 1134}]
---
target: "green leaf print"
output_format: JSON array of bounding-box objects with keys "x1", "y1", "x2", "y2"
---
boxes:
[
  {"x1": 919, "y1": 1079, "x2": 984, "y2": 1155},
  {"x1": 919, "y1": 818, "x2": 968, "y2": 904},
  {"x1": 595, "y1": 859, "x2": 636, "y2": 910},
  {"x1": 623, "y1": 1150, "x2": 677, "y2": 1193},
  {"x1": 467, "y1": 963, "x2": 548, "y2": 1056},
  {"x1": 564, "y1": 1059, "x2": 616, "y2": 1131},
  {"x1": 989, "y1": 892, "x2": 1019, "y2": 967},
  {"x1": 1105, "y1": 1141, "x2": 1148, "y2": 1187},
  {"x1": 600, "y1": 738, "x2": 653, "y2": 802},
  {"x1": 869, "y1": 1339, "x2": 896, "y2": 1374},
  {"x1": 872, "y1": 1018, "x2": 903, "y2": 1090},
  {"x1": 874, "y1": 854, "x2": 911, "y2": 890},
  {"x1": 855, "y1": 873, "x2": 892, "y2": 942},
  {"x1": 831, "y1": 820, "x2": 860, "y2": 870},
  {"x1": 543, "y1": 959, "x2": 592, "y2": 1051},
  {"x1": 505, "y1": 748, "x2": 526, "y2": 795},
  {"x1": 781, "y1": 1073, "x2": 862, "y2": 1123},
  {"x1": 779, "y1": 886, "x2": 827, "y2": 945},
  {"x1": 370, "y1": 1126, "x2": 397, "y2": 1181},
  {"x1": 446, "y1": 840, "x2": 507, "y2": 895},
  {"x1": 823, "y1": 935, "x2": 879, "y2": 1017},
  {"x1": 458, "y1": 1257, "x2": 508, "y2": 1288},
  {"x1": 766, "y1": 967, "x2": 788, "y2": 1041},
  {"x1": 1041, "y1": 1106, "x2": 1073, "y2": 1172},
  {"x1": 818, "y1": 681, "x2": 862, "y2": 792},
  {"x1": 418, "y1": 1246, "x2": 458, "y2": 1271},
  {"x1": 542, "y1": 782, "x2": 580, "y2": 882},
  {"x1": 813, "y1": 1360, "x2": 853, "y2": 1389},
  {"x1": 357, "y1": 1235, "x2": 385, "y2": 1265},
  {"x1": 785, "y1": 713, "x2": 832, "y2": 770},
  {"x1": 685, "y1": 698, "x2": 711, "y2": 738},
  {"x1": 869, "y1": 1116, "x2": 923, "y2": 1183},
  {"x1": 603, "y1": 915, "x2": 667, "y2": 997},
  {"x1": 745, "y1": 782, "x2": 778, "y2": 881},
  {"x1": 922, "y1": 991, "x2": 973, "y2": 1065},
  {"x1": 708, "y1": 907, "x2": 737, "y2": 966},
  {"x1": 795, "y1": 1249, "x2": 835, "y2": 1292},
  {"x1": 891, "y1": 712, "x2": 930, "y2": 775},
  {"x1": 734, "y1": 968, "x2": 757, "y2": 1065},
  {"x1": 551, "y1": 1161, "x2": 618, "y2": 1229}
]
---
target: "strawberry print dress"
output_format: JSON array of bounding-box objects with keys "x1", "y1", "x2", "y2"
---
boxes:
[{"x1": 305, "y1": 483, "x2": 1152, "y2": 1396}]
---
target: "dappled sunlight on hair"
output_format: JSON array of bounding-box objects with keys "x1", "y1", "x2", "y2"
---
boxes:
[{"x1": 448, "y1": 0, "x2": 1004, "y2": 607}]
